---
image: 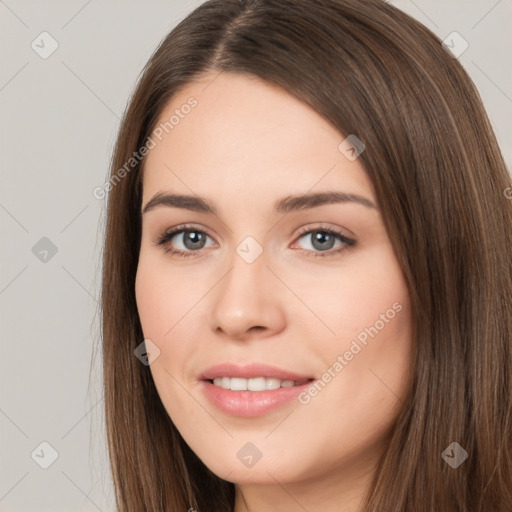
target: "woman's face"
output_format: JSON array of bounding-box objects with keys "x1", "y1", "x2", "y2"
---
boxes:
[{"x1": 135, "y1": 72, "x2": 412, "y2": 505}]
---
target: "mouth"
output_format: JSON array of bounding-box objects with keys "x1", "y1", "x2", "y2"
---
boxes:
[{"x1": 198, "y1": 363, "x2": 316, "y2": 417}]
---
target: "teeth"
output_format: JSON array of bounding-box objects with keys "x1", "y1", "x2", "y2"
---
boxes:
[{"x1": 212, "y1": 377, "x2": 306, "y2": 391}]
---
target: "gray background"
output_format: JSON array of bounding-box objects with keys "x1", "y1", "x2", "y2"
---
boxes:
[{"x1": 1, "y1": 1, "x2": 510, "y2": 511}]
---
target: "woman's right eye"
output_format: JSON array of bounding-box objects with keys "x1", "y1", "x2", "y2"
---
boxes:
[{"x1": 156, "y1": 226, "x2": 216, "y2": 257}]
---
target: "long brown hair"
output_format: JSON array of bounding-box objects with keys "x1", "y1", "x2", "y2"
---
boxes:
[{"x1": 99, "y1": 0, "x2": 512, "y2": 510}]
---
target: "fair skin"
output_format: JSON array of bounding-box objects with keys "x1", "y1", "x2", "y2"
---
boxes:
[{"x1": 135, "y1": 71, "x2": 413, "y2": 512}]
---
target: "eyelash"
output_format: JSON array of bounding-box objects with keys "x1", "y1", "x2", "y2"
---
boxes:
[{"x1": 155, "y1": 223, "x2": 356, "y2": 259}]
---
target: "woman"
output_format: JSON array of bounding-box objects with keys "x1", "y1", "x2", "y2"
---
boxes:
[{"x1": 100, "y1": 0, "x2": 512, "y2": 510}]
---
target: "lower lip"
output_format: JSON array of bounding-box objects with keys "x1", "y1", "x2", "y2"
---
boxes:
[{"x1": 200, "y1": 379, "x2": 314, "y2": 417}]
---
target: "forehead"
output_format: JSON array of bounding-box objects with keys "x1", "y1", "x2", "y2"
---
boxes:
[{"x1": 141, "y1": 72, "x2": 374, "y2": 206}]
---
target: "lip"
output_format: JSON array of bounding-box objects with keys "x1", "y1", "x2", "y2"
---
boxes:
[{"x1": 198, "y1": 363, "x2": 315, "y2": 417}]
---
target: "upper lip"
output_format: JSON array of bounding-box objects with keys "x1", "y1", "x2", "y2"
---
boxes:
[{"x1": 199, "y1": 363, "x2": 314, "y2": 382}]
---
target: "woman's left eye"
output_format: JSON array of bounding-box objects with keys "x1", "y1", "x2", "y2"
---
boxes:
[
  {"x1": 155, "y1": 225, "x2": 356, "y2": 258},
  {"x1": 293, "y1": 228, "x2": 356, "y2": 257}
]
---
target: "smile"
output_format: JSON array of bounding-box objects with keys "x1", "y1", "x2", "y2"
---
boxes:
[
  {"x1": 199, "y1": 363, "x2": 316, "y2": 416},
  {"x1": 210, "y1": 376, "x2": 311, "y2": 391}
]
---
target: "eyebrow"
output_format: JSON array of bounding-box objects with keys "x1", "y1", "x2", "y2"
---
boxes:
[{"x1": 142, "y1": 191, "x2": 377, "y2": 215}]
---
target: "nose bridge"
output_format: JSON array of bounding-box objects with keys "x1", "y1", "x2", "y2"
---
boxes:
[{"x1": 219, "y1": 235, "x2": 268, "y2": 306}]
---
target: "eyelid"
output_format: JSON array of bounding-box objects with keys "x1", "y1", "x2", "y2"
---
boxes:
[
  {"x1": 294, "y1": 222, "x2": 352, "y2": 237},
  {"x1": 156, "y1": 223, "x2": 217, "y2": 242}
]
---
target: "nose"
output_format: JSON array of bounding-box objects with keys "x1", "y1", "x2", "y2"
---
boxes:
[{"x1": 209, "y1": 244, "x2": 286, "y2": 341}]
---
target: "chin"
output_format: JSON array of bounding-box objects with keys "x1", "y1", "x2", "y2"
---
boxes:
[{"x1": 195, "y1": 444, "x2": 309, "y2": 485}]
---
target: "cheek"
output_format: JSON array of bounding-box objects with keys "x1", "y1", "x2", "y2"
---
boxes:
[
  {"x1": 135, "y1": 257, "x2": 206, "y2": 383},
  {"x1": 135, "y1": 255, "x2": 195, "y2": 340},
  {"x1": 296, "y1": 244, "x2": 409, "y2": 343},
  {"x1": 135, "y1": 262, "x2": 201, "y2": 415},
  {"x1": 298, "y1": 244, "x2": 413, "y2": 417}
]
